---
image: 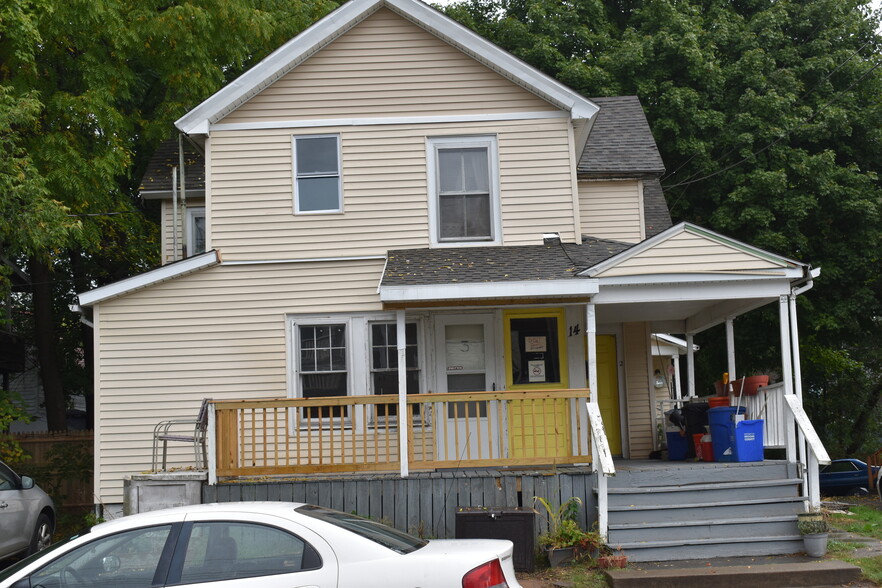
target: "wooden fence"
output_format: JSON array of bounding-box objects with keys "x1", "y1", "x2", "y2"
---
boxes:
[{"x1": 4, "y1": 430, "x2": 93, "y2": 508}]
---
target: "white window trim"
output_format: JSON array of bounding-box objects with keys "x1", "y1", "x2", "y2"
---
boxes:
[
  {"x1": 186, "y1": 206, "x2": 206, "y2": 256},
  {"x1": 426, "y1": 135, "x2": 501, "y2": 247},
  {"x1": 292, "y1": 133, "x2": 343, "y2": 215}
]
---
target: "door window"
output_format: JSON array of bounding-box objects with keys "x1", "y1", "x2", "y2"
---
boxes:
[
  {"x1": 444, "y1": 323, "x2": 489, "y2": 417},
  {"x1": 29, "y1": 525, "x2": 174, "y2": 588},
  {"x1": 176, "y1": 521, "x2": 321, "y2": 585},
  {"x1": 508, "y1": 316, "x2": 562, "y2": 386}
]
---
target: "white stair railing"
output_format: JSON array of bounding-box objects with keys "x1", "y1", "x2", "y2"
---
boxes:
[
  {"x1": 783, "y1": 394, "x2": 830, "y2": 509},
  {"x1": 586, "y1": 402, "x2": 615, "y2": 539}
]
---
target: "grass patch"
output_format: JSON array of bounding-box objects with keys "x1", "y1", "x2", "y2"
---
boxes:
[
  {"x1": 519, "y1": 560, "x2": 612, "y2": 588},
  {"x1": 829, "y1": 505, "x2": 882, "y2": 540}
]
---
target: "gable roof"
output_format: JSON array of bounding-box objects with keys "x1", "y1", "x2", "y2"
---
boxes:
[
  {"x1": 175, "y1": 0, "x2": 599, "y2": 135},
  {"x1": 578, "y1": 96, "x2": 665, "y2": 176},
  {"x1": 580, "y1": 222, "x2": 806, "y2": 279}
]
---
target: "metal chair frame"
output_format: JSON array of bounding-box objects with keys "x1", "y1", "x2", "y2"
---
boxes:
[{"x1": 152, "y1": 398, "x2": 210, "y2": 471}]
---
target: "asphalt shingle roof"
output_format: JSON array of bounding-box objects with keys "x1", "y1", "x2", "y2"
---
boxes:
[
  {"x1": 643, "y1": 177, "x2": 673, "y2": 238},
  {"x1": 139, "y1": 139, "x2": 205, "y2": 196},
  {"x1": 579, "y1": 96, "x2": 665, "y2": 176},
  {"x1": 382, "y1": 238, "x2": 633, "y2": 287}
]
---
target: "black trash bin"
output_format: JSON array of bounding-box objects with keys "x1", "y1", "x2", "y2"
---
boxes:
[
  {"x1": 455, "y1": 507, "x2": 535, "y2": 572},
  {"x1": 681, "y1": 401, "x2": 710, "y2": 459}
]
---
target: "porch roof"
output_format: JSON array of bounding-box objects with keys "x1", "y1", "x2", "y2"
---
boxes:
[{"x1": 382, "y1": 238, "x2": 631, "y2": 287}]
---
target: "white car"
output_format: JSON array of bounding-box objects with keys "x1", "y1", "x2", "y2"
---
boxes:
[{"x1": 0, "y1": 502, "x2": 522, "y2": 588}]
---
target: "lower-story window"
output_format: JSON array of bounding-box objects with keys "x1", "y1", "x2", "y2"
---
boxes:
[
  {"x1": 298, "y1": 323, "x2": 347, "y2": 420},
  {"x1": 370, "y1": 322, "x2": 420, "y2": 418}
]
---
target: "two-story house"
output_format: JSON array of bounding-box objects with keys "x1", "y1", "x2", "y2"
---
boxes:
[{"x1": 77, "y1": 0, "x2": 827, "y2": 561}]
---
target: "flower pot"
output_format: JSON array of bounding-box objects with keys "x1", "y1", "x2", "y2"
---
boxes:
[
  {"x1": 730, "y1": 375, "x2": 769, "y2": 396},
  {"x1": 598, "y1": 554, "x2": 628, "y2": 569},
  {"x1": 803, "y1": 532, "x2": 828, "y2": 557},
  {"x1": 547, "y1": 547, "x2": 575, "y2": 568}
]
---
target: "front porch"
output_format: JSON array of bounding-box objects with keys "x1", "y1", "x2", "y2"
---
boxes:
[{"x1": 198, "y1": 382, "x2": 828, "y2": 560}]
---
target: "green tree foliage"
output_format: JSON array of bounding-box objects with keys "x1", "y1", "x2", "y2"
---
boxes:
[
  {"x1": 0, "y1": 0, "x2": 341, "y2": 429},
  {"x1": 444, "y1": 0, "x2": 882, "y2": 454}
]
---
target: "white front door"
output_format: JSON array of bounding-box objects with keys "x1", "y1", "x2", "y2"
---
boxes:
[{"x1": 434, "y1": 315, "x2": 499, "y2": 461}]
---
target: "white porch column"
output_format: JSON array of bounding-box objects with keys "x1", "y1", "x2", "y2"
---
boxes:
[
  {"x1": 396, "y1": 310, "x2": 409, "y2": 477},
  {"x1": 686, "y1": 333, "x2": 696, "y2": 398},
  {"x1": 585, "y1": 303, "x2": 598, "y2": 468},
  {"x1": 585, "y1": 303, "x2": 597, "y2": 403},
  {"x1": 779, "y1": 295, "x2": 797, "y2": 463},
  {"x1": 789, "y1": 295, "x2": 804, "y2": 400},
  {"x1": 726, "y1": 317, "x2": 736, "y2": 381},
  {"x1": 672, "y1": 354, "x2": 683, "y2": 400}
]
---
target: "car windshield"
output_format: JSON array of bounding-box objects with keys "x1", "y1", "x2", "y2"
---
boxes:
[
  {"x1": 296, "y1": 505, "x2": 427, "y2": 554},
  {"x1": 0, "y1": 529, "x2": 90, "y2": 581}
]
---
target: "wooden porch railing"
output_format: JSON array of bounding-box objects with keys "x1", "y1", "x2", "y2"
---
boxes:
[{"x1": 209, "y1": 389, "x2": 592, "y2": 478}]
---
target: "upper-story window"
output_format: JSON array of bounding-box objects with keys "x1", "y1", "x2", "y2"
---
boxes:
[
  {"x1": 187, "y1": 206, "x2": 205, "y2": 255},
  {"x1": 428, "y1": 136, "x2": 500, "y2": 246},
  {"x1": 293, "y1": 134, "x2": 342, "y2": 214}
]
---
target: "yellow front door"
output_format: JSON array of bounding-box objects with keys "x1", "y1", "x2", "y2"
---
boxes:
[
  {"x1": 596, "y1": 335, "x2": 622, "y2": 455},
  {"x1": 504, "y1": 309, "x2": 570, "y2": 459}
]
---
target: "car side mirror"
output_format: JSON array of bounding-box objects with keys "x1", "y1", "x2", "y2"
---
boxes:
[
  {"x1": 20, "y1": 476, "x2": 35, "y2": 490},
  {"x1": 102, "y1": 555, "x2": 121, "y2": 573}
]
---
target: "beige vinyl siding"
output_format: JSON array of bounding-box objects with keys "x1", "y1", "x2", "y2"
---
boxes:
[
  {"x1": 578, "y1": 180, "x2": 643, "y2": 243},
  {"x1": 221, "y1": 9, "x2": 557, "y2": 125},
  {"x1": 94, "y1": 260, "x2": 384, "y2": 504},
  {"x1": 160, "y1": 199, "x2": 205, "y2": 264},
  {"x1": 623, "y1": 322, "x2": 653, "y2": 459},
  {"x1": 597, "y1": 230, "x2": 789, "y2": 277},
  {"x1": 209, "y1": 118, "x2": 576, "y2": 261}
]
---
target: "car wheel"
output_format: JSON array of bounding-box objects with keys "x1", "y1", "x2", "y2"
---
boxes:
[{"x1": 28, "y1": 513, "x2": 53, "y2": 555}]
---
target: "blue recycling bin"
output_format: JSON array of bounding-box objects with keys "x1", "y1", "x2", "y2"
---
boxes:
[
  {"x1": 708, "y1": 406, "x2": 747, "y2": 462},
  {"x1": 666, "y1": 431, "x2": 689, "y2": 460},
  {"x1": 733, "y1": 419, "x2": 764, "y2": 462}
]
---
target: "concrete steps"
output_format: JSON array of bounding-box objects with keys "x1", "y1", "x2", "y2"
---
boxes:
[
  {"x1": 605, "y1": 560, "x2": 862, "y2": 588},
  {"x1": 599, "y1": 461, "x2": 807, "y2": 562}
]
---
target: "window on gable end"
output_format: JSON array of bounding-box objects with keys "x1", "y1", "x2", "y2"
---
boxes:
[
  {"x1": 186, "y1": 206, "x2": 205, "y2": 255},
  {"x1": 293, "y1": 134, "x2": 342, "y2": 214},
  {"x1": 428, "y1": 136, "x2": 500, "y2": 245}
]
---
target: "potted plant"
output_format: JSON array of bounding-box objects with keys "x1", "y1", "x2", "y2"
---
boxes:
[
  {"x1": 533, "y1": 496, "x2": 603, "y2": 567},
  {"x1": 597, "y1": 545, "x2": 628, "y2": 569},
  {"x1": 797, "y1": 510, "x2": 829, "y2": 557}
]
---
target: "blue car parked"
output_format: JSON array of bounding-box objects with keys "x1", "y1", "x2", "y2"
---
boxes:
[{"x1": 819, "y1": 458, "x2": 879, "y2": 496}]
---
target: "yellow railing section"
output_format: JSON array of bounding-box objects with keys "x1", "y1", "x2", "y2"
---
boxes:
[{"x1": 211, "y1": 389, "x2": 592, "y2": 477}]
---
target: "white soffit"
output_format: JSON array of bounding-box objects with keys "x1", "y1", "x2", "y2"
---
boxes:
[
  {"x1": 579, "y1": 222, "x2": 806, "y2": 278},
  {"x1": 175, "y1": 0, "x2": 599, "y2": 136},
  {"x1": 380, "y1": 279, "x2": 599, "y2": 303},
  {"x1": 77, "y1": 250, "x2": 220, "y2": 306}
]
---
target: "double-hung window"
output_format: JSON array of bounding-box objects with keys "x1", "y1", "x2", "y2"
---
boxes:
[
  {"x1": 370, "y1": 322, "x2": 420, "y2": 418},
  {"x1": 293, "y1": 134, "x2": 342, "y2": 213},
  {"x1": 428, "y1": 136, "x2": 500, "y2": 245},
  {"x1": 186, "y1": 206, "x2": 205, "y2": 255},
  {"x1": 297, "y1": 323, "x2": 348, "y2": 419}
]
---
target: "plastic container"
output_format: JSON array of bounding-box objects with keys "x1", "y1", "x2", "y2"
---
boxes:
[
  {"x1": 733, "y1": 419, "x2": 764, "y2": 462},
  {"x1": 700, "y1": 434, "x2": 714, "y2": 462},
  {"x1": 666, "y1": 431, "x2": 689, "y2": 460},
  {"x1": 692, "y1": 434, "x2": 704, "y2": 459},
  {"x1": 730, "y1": 375, "x2": 769, "y2": 396},
  {"x1": 708, "y1": 396, "x2": 730, "y2": 408},
  {"x1": 708, "y1": 406, "x2": 747, "y2": 462}
]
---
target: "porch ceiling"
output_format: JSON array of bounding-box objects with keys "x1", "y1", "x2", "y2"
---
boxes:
[{"x1": 596, "y1": 295, "x2": 775, "y2": 334}]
